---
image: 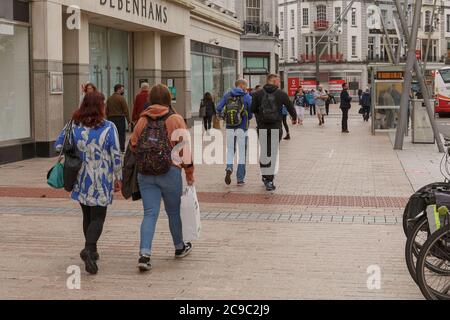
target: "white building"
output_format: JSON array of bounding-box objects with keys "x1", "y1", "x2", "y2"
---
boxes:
[
  {"x1": 278, "y1": 0, "x2": 450, "y2": 98},
  {"x1": 235, "y1": 0, "x2": 281, "y2": 88}
]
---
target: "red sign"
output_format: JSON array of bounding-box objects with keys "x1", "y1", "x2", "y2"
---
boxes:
[
  {"x1": 416, "y1": 50, "x2": 421, "y2": 60},
  {"x1": 329, "y1": 79, "x2": 345, "y2": 93},
  {"x1": 287, "y1": 77, "x2": 300, "y2": 96},
  {"x1": 300, "y1": 80, "x2": 317, "y2": 91}
]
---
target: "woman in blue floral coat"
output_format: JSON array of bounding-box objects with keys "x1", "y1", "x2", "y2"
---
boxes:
[{"x1": 55, "y1": 92, "x2": 122, "y2": 275}]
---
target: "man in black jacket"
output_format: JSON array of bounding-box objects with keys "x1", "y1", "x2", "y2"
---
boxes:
[
  {"x1": 251, "y1": 74, "x2": 297, "y2": 191},
  {"x1": 340, "y1": 83, "x2": 352, "y2": 133}
]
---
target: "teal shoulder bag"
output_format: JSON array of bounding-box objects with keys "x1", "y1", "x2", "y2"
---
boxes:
[{"x1": 46, "y1": 121, "x2": 71, "y2": 189}]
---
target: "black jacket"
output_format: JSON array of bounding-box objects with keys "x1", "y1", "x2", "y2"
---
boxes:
[
  {"x1": 122, "y1": 143, "x2": 141, "y2": 201},
  {"x1": 200, "y1": 100, "x2": 216, "y2": 118},
  {"x1": 251, "y1": 84, "x2": 297, "y2": 129},
  {"x1": 340, "y1": 89, "x2": 352, "y2": 109}
]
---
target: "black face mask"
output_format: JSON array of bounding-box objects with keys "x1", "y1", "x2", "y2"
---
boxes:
[{"x1": 120, "y1": 92, "x2": 125, "y2": 96}]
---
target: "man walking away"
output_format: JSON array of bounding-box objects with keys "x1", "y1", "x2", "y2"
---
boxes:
[
  {"x1": 361, "y1": 88, "x2": 371, "y2": 122},
  {"x1": 340, "y1": 83, "x2": 352, "y2": 133},
  {"x1": 251, "y1": 74, "x2": 297, "y2": 191},
  {"x1": 132, "y1": 82, "x2": 150, "y2": 126},
  {"x1": 316, "y1": 87, "x2": 328, "y2": 126},
  {"x1": 308, "y1": 89, "x2": 316, "y2": 116},
  {"x1": 217, "y1": 79, "x2": 253, "y2": 186},
  {"x1": 106, "y1": 84, "x2": 131, "y2": 152}
]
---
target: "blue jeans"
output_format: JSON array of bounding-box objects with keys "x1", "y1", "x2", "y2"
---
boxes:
[
  {"x1": 226, "y1": 128, "x2": 248, "y2": 183},
  {"x1": 138, "y1": 166, "x2": 184, "y2": 256}
]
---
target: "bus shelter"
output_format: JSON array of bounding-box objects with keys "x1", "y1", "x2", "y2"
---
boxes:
[{"x1": 370, "y1": 66, "x2": 405, "y2": 135}]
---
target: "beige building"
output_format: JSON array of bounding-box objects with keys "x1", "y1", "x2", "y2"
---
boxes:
[{"x1": 0, "y1": 0, "x2": 241, "y2": 164}]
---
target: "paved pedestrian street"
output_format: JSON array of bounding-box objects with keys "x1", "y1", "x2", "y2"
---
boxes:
[{"x1": 0, "y1": 106, "x2": 432, "y2": 299}]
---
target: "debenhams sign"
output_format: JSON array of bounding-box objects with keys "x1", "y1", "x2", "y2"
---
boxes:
[{"x1": 100, "y1": 0, "x2": 168, "y2": 23}]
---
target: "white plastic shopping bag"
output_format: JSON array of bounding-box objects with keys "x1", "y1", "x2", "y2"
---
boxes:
[{"x1": 180, "y1": 186, "x2": 201, "y2": 241}]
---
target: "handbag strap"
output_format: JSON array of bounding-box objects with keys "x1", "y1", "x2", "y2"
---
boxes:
[{"x1": 57, "y1": 120, "x2": 74, "y2": 163}]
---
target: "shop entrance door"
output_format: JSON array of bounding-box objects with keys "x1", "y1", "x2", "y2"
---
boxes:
[{"x1": 89, "y1": 25, "x2": 130, "y2": 103}]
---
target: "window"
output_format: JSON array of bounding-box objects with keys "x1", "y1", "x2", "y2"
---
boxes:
[
  {"x1": 291, "y1": 37, "x2": 295, "y2": 58},
  {"x1": 368, "y1": 36, "x2": 375, "y2": 60},
  {"x1": 381, "y1": 9, "x2": 387, "y2": 22},
  {"x1": 302, "y1": 8, "x2": 309, "y2": 26},
  {"x1": 0, "y1": 25, "x2": 31, "y2": 142},
  {"x1": 291, "y1": 10, "x2": 295, "y2": 28},
  {"x1": 305, "y1": 37, "x2": 310, "y2": 59},
  {"x1": 447, "y1": 14, "x2": 450, "y2": 32},
  {"x1": 351, "y1": 8, "x2": 356, "y2": 26},
  {"x1": 280, "y1": 12, "x2": 284, "y2": 29},
  {"x1": 351, "y1": 36, "x2": 357, "y2": 57},
  {"x1": 246, "y1": 0, "x2": 261, "y2": 24},
  {"x1": 335, "y1": 7, "x2": 341, "y2": 22},
  {"x1": 317, "y1": 5, "x2": 326, "y2": 21},
  {"x1": 280, "y1": 39, "x2": 284, "y2": 58},
  {"x1": 425, "y1": 10, "x2": 431, "y2": 26}
]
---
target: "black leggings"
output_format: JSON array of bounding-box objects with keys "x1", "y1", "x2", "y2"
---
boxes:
[
  {"x1": 80, "y1": 204, "x2": 107, "y2": 252},
  {"x1": 108, "y1": 116, "x2": 126, "y2": 152},
  {"x1": 282, "y1": 115, "x2": 290, "y2": 134},
  {"x1": 203, "y1": 116, "x2": 213, "y2": 131}
]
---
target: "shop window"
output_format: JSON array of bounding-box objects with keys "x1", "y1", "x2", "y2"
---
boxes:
[{"x1": 0, "y1": 24, "x2": 31, "y2": 142}]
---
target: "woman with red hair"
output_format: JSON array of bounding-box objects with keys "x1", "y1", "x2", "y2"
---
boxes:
[{"x1": 55, "y1": 92, "x2": 122, "y2": 275}]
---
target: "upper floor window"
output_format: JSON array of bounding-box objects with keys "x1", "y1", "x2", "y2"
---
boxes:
[
  {"x1": 425, "y1": 10, "x2": 431, "y2": 27},
  {"x1": 447, "y1": 14, "x2": 450, "y2": 32},
  {"x1": 280, "y1": 12, "x2": 284, "y2": 29},
  {"x1": 335, "y1": 7, "x2": 341, "y2": 22},
  {"x1": 246, "y1": 0, "x2": 261, "y2": 24},
  {"x1": 351, "y1": 8, "x2": 357, "y2": 26},
  {"x1": 317, "y1": 5, "x2": 326, "y2": 21},
  {"x1": 291, "y1": 10, "x2": 295, "y2": 28},
  {"x1": 302, "y1": 8, "x2": 309, "y2": 26}
]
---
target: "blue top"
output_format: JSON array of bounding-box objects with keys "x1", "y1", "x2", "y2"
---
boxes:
[
  {"x1": 307, "y1": 92, "x2": 316, "y2": 105},
  {"x1": 55, "y1": 120, "x2": 122, "y2": 207},
  {"x1": 216, "y1": 87, "x2": 253, "y2": 130}
]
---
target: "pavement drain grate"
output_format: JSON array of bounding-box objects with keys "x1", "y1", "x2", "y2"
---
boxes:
[{"x1": 0, "y1": 206, "x2": 402, "y2": 226}]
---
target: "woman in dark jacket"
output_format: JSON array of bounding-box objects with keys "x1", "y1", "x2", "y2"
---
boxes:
[{"x1": 199, "y1": 92, "x2": 216, "y2": 131}]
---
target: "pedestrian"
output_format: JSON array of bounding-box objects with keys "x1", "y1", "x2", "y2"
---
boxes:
[
  {"x1": 130, "y1": 84, "x2": 195, "y2": 272},
  {"x1": 315, "y1": 86, "x2": 328, "y2": 126},
  {"x1": 361, "y1": 88, "x2": 371, "y2": 122},
  {"x1": 282, "y1": 104, "x2": 291, "y2": 140},
  {"x1": 251, "y1": 74, "x2": 297, "y2": 191},
  {"x1": 80, "y1": 82, "x2": 97, "y2": 104},
  {"x1": 216, "y1": 79, "x2": 253, "y2": 186},
  {"x1": 308, "y1": 89, "x2": 316, "y2": 115},
  {"x1": 325, "y1": 90, "x2": 335, "y2": 116},
  {"x1": 106, "y1": 84, "x2": 131, "y2": 152},
  {"x1": 293, "y1": 87, "x2": 305, "y2": 125},
  {"x1": 54, "y1": 92, "x2": 123, "y2": 275},
  {"x1": 199, "y1": 92, "x2": 216, "y2": 132},
  {"x1": 132, "y1": 82, "x2": 150, "y2": 125},
  {"x1": 358, "y1": 88, "x2": 363, "y2": 105},
  {"x1": 340, "y1": 83, "x2": 352, "y2": 133}
]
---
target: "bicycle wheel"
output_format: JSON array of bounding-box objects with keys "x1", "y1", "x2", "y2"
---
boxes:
[
  {"x1": 416, "y1": 224, "x2": 450, "y2": 300},
  {"x1": 405, "y1": 216, "x2": 428, "y2": 283}
]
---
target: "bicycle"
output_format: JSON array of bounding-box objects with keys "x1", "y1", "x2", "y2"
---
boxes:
[{"x1": 416, "y1": 223, "x2": 450, "y2": 300}]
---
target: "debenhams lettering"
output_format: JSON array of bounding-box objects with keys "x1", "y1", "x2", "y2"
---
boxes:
[{"x1": 100, "y1": 0, "x2": 168, "y2": 23}]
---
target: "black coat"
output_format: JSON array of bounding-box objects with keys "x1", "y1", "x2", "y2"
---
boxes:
[
  {"x1": 251, "y1": 84, "x2": 297, "y2": 129},
  {"x1": 340, "y1": 89, "x2": 352, "y2": 109},
  {"x1": 200, "y1": 100, "x2": 216, "y2": 118},
  {"x1": 122, "y1": 143, "x2": 141, "y2": 201}
]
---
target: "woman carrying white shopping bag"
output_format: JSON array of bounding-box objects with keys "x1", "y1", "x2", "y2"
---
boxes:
[
  {"x1": 181, "y1": 186, "x2": 202, "y2": 242},
  {"x1": 130, "y1": 84, "x2": 195, "y2": 272}
]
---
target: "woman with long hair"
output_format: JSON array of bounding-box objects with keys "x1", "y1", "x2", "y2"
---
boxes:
[
  {"x1": 54, "y1": 92, "x2": 122, "y2": 275},
  {"x1": 199, "y1": 92, "x2": 216, "y2": 132},
  {"x1": 130, "y1": 84, "x2": 195, "y2": 272}
]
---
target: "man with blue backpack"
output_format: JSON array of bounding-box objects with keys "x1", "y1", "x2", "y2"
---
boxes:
[{"x1": 216, "y1": 79, "x2": 253, "y2": 186}]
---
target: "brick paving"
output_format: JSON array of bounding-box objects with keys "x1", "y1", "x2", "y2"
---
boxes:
[{"x1": 0, "y1": 105, "x2": 424, "y2": 299}]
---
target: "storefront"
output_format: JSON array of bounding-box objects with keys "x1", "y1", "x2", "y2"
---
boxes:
[
  {"x1": 0, "y1": 0, "x2": 32, "y2": 163},
  {"x1": 190, "y1": 41, "x2": 238, "y2": 114},
  {"x1": 0, "y1": 0, "x2": 241, "y2": 164}
]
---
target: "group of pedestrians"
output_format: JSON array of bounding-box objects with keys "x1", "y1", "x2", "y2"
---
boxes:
[{"x1": 56, "y1": 83, "x2": 194, "y2": 275}]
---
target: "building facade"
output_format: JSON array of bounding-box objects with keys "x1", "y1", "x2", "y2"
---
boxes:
[
  {"x1": 235, "y1": 0, "x2": 280, "y2": 88},
  {"x1": 278, "y1": 0, "x2": 450, "y2": 98},
  {"x1": 0, "y1": 0, "x2": 241, "y2": 164}
]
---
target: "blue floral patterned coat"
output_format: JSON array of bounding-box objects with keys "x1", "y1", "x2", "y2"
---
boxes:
[{"x1": 55, "y1": 120, "x2": 122, "y2": 207}]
